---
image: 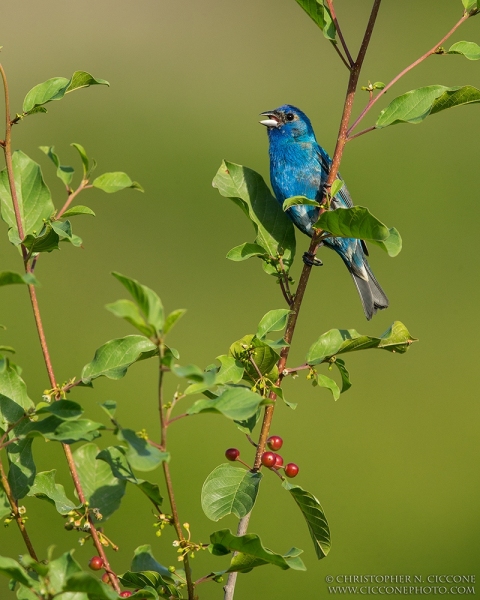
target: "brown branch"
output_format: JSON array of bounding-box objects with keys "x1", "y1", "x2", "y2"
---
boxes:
[
  {"x1": 56, "y1": 182, "x2": 92, "y2": 220},
  {"x1": 330, "y1": 41, "x2": 351, "y2": 70},
  {"x1": 346, "y1": 125, "x2": 376, "y2": 141},
  {"x1": 166, "y1": 412, "x2": 189, "y2": 426},
  {"x1": 326, "y1": 0, "x2": 354, "y2": 67},
  {"x1": 0, "y1": 458, "x2": 38, "y2": 560},
  {"x1": 224, "y1": 3, "x2": 382, "y2": 598},
  {"x1": 157, "y1": 352, "x2": 195, "y2": 600},
  {"x1": 347, "y1": 12, "x2": 469, "y2": 137},
  {"x1": 283, "y1": 364, "x2": 311, "y2": 374}
]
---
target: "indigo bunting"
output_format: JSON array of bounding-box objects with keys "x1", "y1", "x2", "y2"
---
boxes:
[{"x1": 260, "y1": 104, "x2": 388, "y2": 320}]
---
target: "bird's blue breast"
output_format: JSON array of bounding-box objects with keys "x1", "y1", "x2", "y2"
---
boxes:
[{"x1": 269, "y1": 138, "x2": 325, "y2": 236}]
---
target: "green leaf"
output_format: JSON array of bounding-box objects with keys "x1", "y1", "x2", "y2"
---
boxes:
[
  {"x1": 99, "y1": 400, "x2": 117, "y2": 419},
  {"x1": 234, "y1": 407, "x2": 261, "y2": 434},
  {"x1": 188, "y1": 386, "x2": 263, "y2": 421},
  {"x1": 81, "y1": 335, "x2": 158, "y2": 384},
  {"x1": 36, "y1": 399, "x2": 83, "y2": 420},
  {"x1": 62, "y1": 572, "x2": 118, "y2": 600},
  {"x1": 214, "y1": 356, "x2": 245, "y2": 385},
  {"x1": 61, "y1": 205, "x2": 96, "y2": 218},
  {"x1": 282, "y1": 196, "x2": 321, "y2": 211},
  {"x1": 6, "y1": 435, "x2": 35, "y2": 500},
  {"x1": 0, "y1": 356, "x2": 34, "y2": 431},
  {"x1": 376, "y1": 85, "x2": 480, "y2": 128},
  {"x1": 97, "y1": 446, "x2": 163, "y2": 507},
  {"x1": 0, "y1": 555, "x2": 37, "y2": 587},
  {"x1": 294, "y1": 0, "x2": 336, "y2": 41},
  {"x1": 306, "y1": 321, "x2": 417, "y2": 365},
  {"x1": 0, "y1": 271, "x2": 38, "y2": 287},
  {"x1": 131, "y1": 545, "x2": 172, "y2": 580},
  {"x1": 0, "y1": 345, "x2": 15, "y2": 355},
  {"x1": 71, "y1": 143, "x2": 90, "y2": 178},
  {"x1": 229, "y1": 334, "x2": 280, "y2": 379},
  {"x1": 209, "y1": 529, "x2": 306, "y2": 572},
  {"x1": 283, "y1": 481, "x2": 331, "y2": 559},
  {"x1": 51, "y1": 220, "x2": 83, "y2": 247},
  {"x1": 333, "y1": 358, "x2": 351, "y2": 393},
  {"x1": 27, "y1": 470, "x2": 80, "y2": 514},
  {"x1": 23, "y1": 223, "x2": 60, "y2": 253},
  {"x1": 47, "y1": 551, "x2": 83, "y2": 595},
  {"x1": 119, "y1": 571, "x2": 164, "y2": 590},
  {"x1": 22, "y1": 416, "x2": 103, "y2": 444},
  {"x1": 105, "y1": 300, "x2": 152, "y2": 336},
  {"x1": 118, "y1": 429, "x2": 169, "y2": 472},
  {"x1": 73, "y1": 443, "x2": 126, "y2": 521},
  {"x1": 462, "y1": 0, "x2": 479, "y2": 12},
  {"x1": 213, "y1": 161, "x2": 296, "y2": 274},
  {"x1": 315, "y1": 206, "x2": 402, "y2": 257},
  {"x1": 330, "y1": 179, "x2": 344, "y2": 198},
  {"x1": 163, "y1": 309, "x2": 186, "y2": 335},
  {"x1": 93, "y1": 172, "x2": 144, "y2": 193},
  {"x1": 201, "y1": 464, "x2": 262, "y2": 521},
  {"x1": 226, "y1": 242, "x2": 266, "y2": 261},
  {"x1": 256, "y1": 309, "x2": 291, "y2": 339},
  {"x1": 112, "y1": 272, "x2": 164, "y2": 333},
  {"x1": 446, "y1": 41, "x2": 480, "y2": 60},
  {"x1": 315, "y1": 374, "x2": 340, "y2": 401},
  {"x1": 0, "y1": 485, "x2": 10, "y2": 520},
  {"x1": 23, "y1": 71, "x2": 109, "y2": 114},
  {"x1": 39, "y1": 146, "x2": 74, "y2": 187},
  {"x1": 0, "y1": 150, "x2": 55, "y2": 245}
]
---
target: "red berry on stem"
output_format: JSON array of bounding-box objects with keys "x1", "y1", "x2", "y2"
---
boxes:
[
  {"x1": 273, "y1": 454, "x2": 284, "y2": 469},
  {"x1": 101, "y1": 573, "x2": 111, "y2": 585},
  {"x1": 119, "y1": 592, "x2": 133, "y2": 598},
  {"x1": 267, "y1": 435, "x2": 283, "y2": 451},
  {"x1": 261, "y1": 451, "x2": 276, "y2": 468},
  {"x1": 285, "y1": 463, "x2": 299, "y2": 478},
  {"x1": 225, "y1": 448, "x2": 240, "y2": 461},
  {"x1": 89, "y1": 556, "x2": 104, "y2": 571}
]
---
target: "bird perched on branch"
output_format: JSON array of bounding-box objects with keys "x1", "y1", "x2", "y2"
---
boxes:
[{"x1": 260, "y1": 104, "x2": 388, "y2": 320}]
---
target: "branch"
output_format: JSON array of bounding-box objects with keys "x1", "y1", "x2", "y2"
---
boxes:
[
  {"x1": 56, "y1": 182, "x2": 92, "y2": 220},
  {"x1": 326, "y1": 0, "x2": 354, "y2": 67},
  {"x1": 224, "y1": 2, "x2": 382, "y2": 598},
  {"x1": 347, "y1": 11, "x2": 469, "y2": 137},
  {"x1": 156, "y1": 350, "x2": 195, "y2": 600}
]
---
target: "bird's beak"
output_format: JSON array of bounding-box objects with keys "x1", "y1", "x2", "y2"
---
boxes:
[{"x1": 259, "y1": 111, "x2": 280, "y2": 128}]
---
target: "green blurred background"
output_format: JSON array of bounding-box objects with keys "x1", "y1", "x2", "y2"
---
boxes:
[{"x1": 1, "y1": 0, "x2": 479, "y2": 597}]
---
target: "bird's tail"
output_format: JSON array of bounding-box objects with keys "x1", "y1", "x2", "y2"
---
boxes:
[{"x1": 347, "y1": 258, "x2": 389, "y2": 321}]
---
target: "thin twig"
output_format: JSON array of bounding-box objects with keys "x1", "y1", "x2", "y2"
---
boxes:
[
  {"x1": 246, "y1": 434, "x2": 257, "y2": 448},
  {"x1": 56, "y1": 182, "x2": 92, "y2": 220},
  {"x1": 195, "y1": 574, "x2": 214, "y2": 586},
  {"x1": 347, "y1": 12, "x2": 469, "y2": 137},
  {"x1": 248, "y1": 356, "x2": 264, "y2": 381},
  {"x1": 282, "y1": 364, "x2": 311, "y2": 374},
  {"x1": 346, "y1": 125, "x2": 376, "y2": 141},
  {"x1": 156, "y1": 351, "x2": 195, "y2": 600},
  {"x1": 330, "y1": 41, "x2": 352, "y2": 70},
  {"x1": 166, "y1": 413, "x2": 189, "y2": 426},
  {"x1": 326, "y1": 0, "x2": 354, "y2": 66}
]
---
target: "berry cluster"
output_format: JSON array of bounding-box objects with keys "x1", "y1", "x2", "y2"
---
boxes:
[{"x1": 224, "y1": 435, "x2": 299, "y2": 478}]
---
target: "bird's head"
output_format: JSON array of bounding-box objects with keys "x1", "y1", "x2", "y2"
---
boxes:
[{"x1": 259, "y1": 104, "x2": 316, "y2": 143}]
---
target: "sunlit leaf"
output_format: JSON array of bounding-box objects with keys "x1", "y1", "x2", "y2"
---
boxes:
[
  {"x1": 376, "y1": 85, "x2": 480, "y2": 128},
  {"x1": 23, "y1": 71, "x2": 109, "y2": 114},
  {"x1": 226, "y1": 242, "x2": 266, "y2": 262},
  {"x1": 209, "y1": 529, "x2": 306, "y2": 572},
  {"x1": 294, "y1": 0, "x2": 336, "y2": 41},
  {"x1": 27, "y1": 470, "x2": 80, "y2": 515},
  {"x1": 282, "y1": 196, "x2": 320, "y2": 211},
  {"x1": 61, "y1": 205, "x2": 96, "y2": 218},
  {"x1": 39, "y1": 146, "x2": 74, "y2": 187},
  {"x1": 201, "y1": 464, "x2": 262, "y2": 521},
  {"x1": 93, "y1": 172, "x2": 143, "y2": 193},
  {"x1": 0, "y1": 150, "x2": 55, "y2": 245},
  {"x1": 256, "y1": 309, "x2": 291, "y2": 339},
  {"x1": 118, "y1": 429, "x2": 169, "y2": 472},
  {"x1": 188, "y1": 386, "x2": 263, "y2": 421},
  {"x1": 81, "y1": 335, "x2": 158, "y2": 383},
  {"x1": 213, "y1": 161, "x2": 296, "y2": 274},
  {"x1": 0, "y1": 271, "x2": 38, "y2": 287},
  {"x1": 112, "y1": 272, "x2": 164, "y2": 333},
  {"x1": 163, "y1": 309, "x2": 186, "y2": 334},
  {"x1": 283, "y1": 481, "x2": 331, "y2": 559}
]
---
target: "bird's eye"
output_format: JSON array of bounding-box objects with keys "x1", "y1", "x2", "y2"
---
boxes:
[{"x1": 286, "y1": 113, "x2": 295, "y2": 121}]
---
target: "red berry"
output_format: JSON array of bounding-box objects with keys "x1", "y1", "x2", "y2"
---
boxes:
[
  {"x1": 267, "y1": 435, "x2": 283, "y2": 451},
  {"x1": 119, "y1": 593, "x2": 132, "y2": 598},
  {"x1": 285, "y1": 463, "x2": 299, "y2": 478},
  {"x1": 101, "y1": 573, "x2": 111, "y2": 585},
  {"x1": 261, "y1": 451, "x2": 276, "y2": 468},
  {"x1": 225, "y1": 448, "x2": 240, "y2": 461},
  {"x1": 89, "y1": 556, "x2": 104, "y2": 571},
  {"x1": 273, "y1": 454, "x2": 284, "y2": 469}
]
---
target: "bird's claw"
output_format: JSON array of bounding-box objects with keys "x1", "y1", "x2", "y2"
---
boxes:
[{"x1": 303, "y1": 252, "x2": 323, "y2": 267}]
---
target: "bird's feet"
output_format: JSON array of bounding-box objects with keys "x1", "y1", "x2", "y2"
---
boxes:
[{"x1": 303, "y1": 252, "x2": 323, "y2": 267}]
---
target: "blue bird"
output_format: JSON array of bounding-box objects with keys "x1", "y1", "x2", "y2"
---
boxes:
[{"x1": 260, "y1": 104, "x2": 388, "y2": 320}]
